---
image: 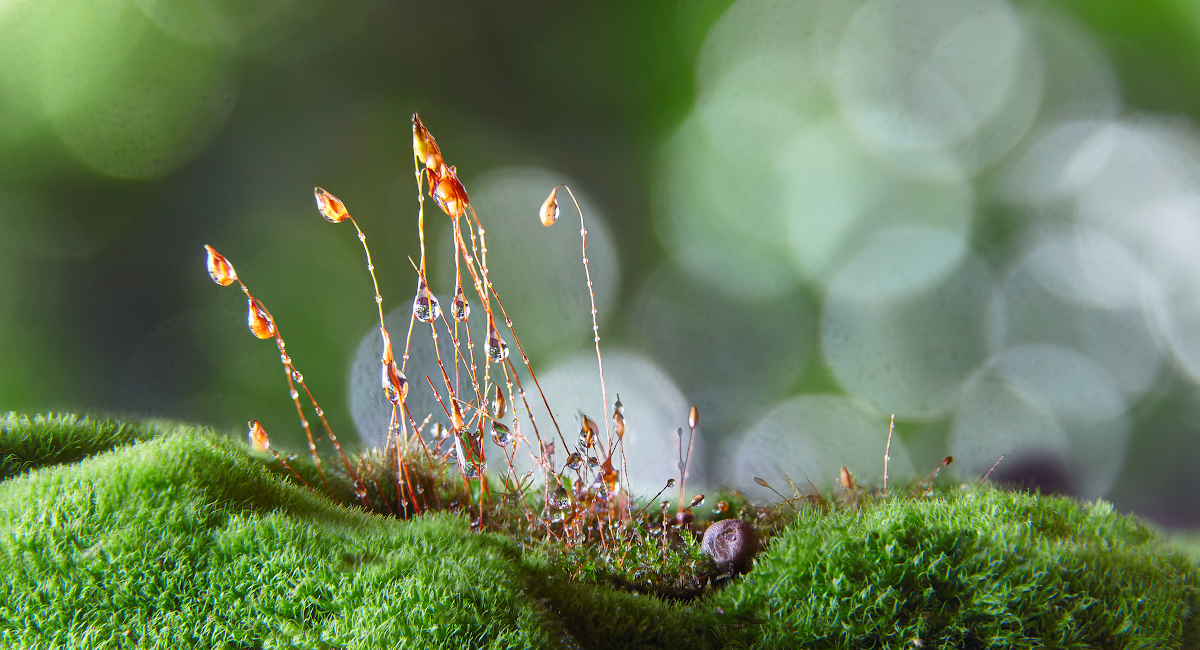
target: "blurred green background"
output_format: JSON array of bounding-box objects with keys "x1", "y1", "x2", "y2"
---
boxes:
[{"x1": 4, "y1": 0, "x2": 1200, "y2": 525}]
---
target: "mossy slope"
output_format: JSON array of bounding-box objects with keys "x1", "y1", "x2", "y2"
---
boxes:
[
  {"x1": 715, "y1": 491, "x2": 1200, "y2": 648},
  {"x1": 2, "y1": 413, "x2": 1198, "y2": 649}
]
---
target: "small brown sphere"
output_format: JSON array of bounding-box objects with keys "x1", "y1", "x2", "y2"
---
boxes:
[{"x1": 702, "y1": 518, "x2": 759, "y2": 574}]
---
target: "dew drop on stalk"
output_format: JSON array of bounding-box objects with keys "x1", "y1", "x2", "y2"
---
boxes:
[
  {"x1": 280, "y1": 353, "x2": 290, "y2": 365},
  {"x1": 552, "y1": 485, "x2": 570, "y2": 509},
  {"x1": 587, "y1": 456, "x2": 599, "y2": 469},
  {"x1": 690, "y1": 494, "x2": 705, "y2": 508},
  {"x1": 714, "y1": 500, "x2": 729, "y2": 514},
  {"x1": 539, "y1": 186, "x2": 560, "y2": 227},
  {"x1": 204, "y1": 245, "x2": 237, "y2": 286},
  {"x1": 666, "y1": 478, "x2": 676, "y2": 488},
  {"x1": 486, "y1": 315, "x2": 509, "y2": 362},
  {"x1": 578, "y1": 416, "x2": 597, "y2": 449},
  {"x1": 689, "y1": 405, "x2": 699, "y2": 431},
  {"x1": 433, "y1": 173, "x2": 468, "y2": 218},
  {"x1": 313, "y1": 187, "x2": 351, "y2": 223},
  {"x1": 291, "y1": 370, "x2": 303, "y2": 383},
  {"x1": 413, "y1": 276, "x2": 441, "y2": 323},
  {"x1": 431, "y1": 422, "x2": 448, "y2": 442},
  {"x1": 289, "y1": 389, "x2": 299, "y2": 400},
  {"x1": 247, "y1": 420, "x2": 269, "y2": 453},
  {"x1": 490, "y1": 385, "x2": 507, "y2": 420},
  {"x1": 354, "y1": 480, "x2": 368, "y2": 500},
  {"x1": 566, "y1": 452, "x2": 582, "y2": 471},
  {"x1": 452, "y1": 283, "x2": 470, "y2": 321},
  {"x1": 247, "y1": 298, "x2": 274, "y2": 339},
  {"x1": 381, "y1": 358, "x2": 408, "y2": 405},
  {"x1": 491, "y1": 421, "x2": 512, "y2": 447}
]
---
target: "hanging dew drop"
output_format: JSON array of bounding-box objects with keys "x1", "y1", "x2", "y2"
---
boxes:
[
  {"x1": 484, "y1": 323, "x2": 508, "y2": 364},
  {"x1": 452, "y1": 284, "x2": 470, "y2": 321},
  {"x1": 552, "y1": 485, "x2": 569, "y2": 509},
  {"x1": 246, "y1": 298, "x2": 274, "y2": 339},
  {"x1": 292, "y1": 370, "x2": 304, "y2": 382},
  {"x1": 566, "y1": 452, "x2": 582, "y2": 471},
  {"x1": 491, "y1": 385, "x2": 507, "y2": 420},
  {"x1": 491, "y1": 421, "x2": 512, "y2": 447},
  {"x1": 413, "y1": 277, "x2": 440, "y2": 323}
]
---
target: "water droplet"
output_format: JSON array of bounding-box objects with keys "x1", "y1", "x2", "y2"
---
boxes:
[
  {"x1": 280, "y1": 353, "x2": 291, "y2": 365},
  {"x1": 299, "y1": 419, "x2": 309, "y2": 429},
  {"x1": 491, "y1": 421, "x2": 512, "y2": 447},
  {"x1": 566, "y1": 452, "x2": 582, "y2": 471},
  {"x1": 452, "y1": 283, "x2": 470, "y2": 322},
  {"x1": 491, "y1": 385, "x2": 507, "y2": 420},
  {"x1": 578, "y1": 416, "x2": 597, "y2": 449},
  {"x1": 539, "y1": 186, "x2": 560, "y2": 227},
  {"x1": 204, "y1": 245, "x2": 237, "y2": 286},
  {"x1": 354, "y1": 480, "x2": 368, "y2": 500},
  {"x1": 486, "y1": 315, "x2": 509, "y2": 362},
  {"x1": 381, "y1": 358, "x2": 408, "y2": 405},
  {"x1": 552, "y1": 485, "x2": 570, "y2": 509},
  {"x1": 431, "y1": 422, "x2": 448, "y2": 442},
  {"x1": 677, "y1": 461, "x2": 686, "y2": 471},
  {"x1": 314, "y1": 407, "x2": 323, "y2": 417},
  {"x1": 714, "y1": 500, "x2": 729, "y2": 514},
  {"x1": 246, "y1": 298, "x2": 274, "y2": 339},
  {"x1": 689, "y1": 405, "x2": 699, "y2": 430},
  {"x1": 666, "y1": 478, "x2": 676, "y2": 488},
  {"x1": 247, "y1": 420, "x2": 269, "y2": 453},
  {"x1": 292, "y1": 370, "x2": 304, "y2": 383},
  {"x1": 289, "y1": 389, "x2": 299, "y2": 400},
  {"x1": 314, "y1": 187, "x2": 351, "y2": 223},
  {"x1": 413, "y1": 276, "x2": 441, "y2": 323},
  {"x1": 690, "y1": 494, "x2": 705, "y2": 508},
  {"x1": 587, "y1": 456, "x2": 599, "y2": 469},
  {"x1": 433, "y1": 172, "x2": 469, "y2": 218}
]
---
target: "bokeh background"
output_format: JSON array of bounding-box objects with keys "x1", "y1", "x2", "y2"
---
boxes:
[{"x1": 5, "y1": 0, "x2": 1200, "y2": 524}]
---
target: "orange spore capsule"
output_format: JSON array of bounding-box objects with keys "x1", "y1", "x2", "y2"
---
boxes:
[
  {"x1": 204, "y1": 245, "x2": 237, "y2": 286},
  {"x1": 248, "y1": 420, "x2": 270, "y2": 453},
  {"x1": 314, "y1": 187, "x2": 350, "y2": 223},
  {"x1": 433, "y1": 172, "x2": 468, "y2": 218},
  {"x1": 539, "y1": 186, "x2": 559, "y2": 227},
  {"x1": 412, "y1": 113, "x2": 443, "y2": 170},
  {"x1": 689, "y1": 405, "x2": 699, "y2": 430},
  {"x1": 247, "y1": 297, "x2": 275, "y2": 339}
]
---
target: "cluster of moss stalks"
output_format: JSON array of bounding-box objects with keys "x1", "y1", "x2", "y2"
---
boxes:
[{"x1": 2, "y1": 412, "x2": 1199, "y2": 649}]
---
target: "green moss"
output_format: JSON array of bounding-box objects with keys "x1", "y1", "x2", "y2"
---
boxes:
[
  {"x1": 714, "y1": 490, "x2": 1200, "y2": 648},
  {"x1": 0, "y1": 413, "x2": 160, "y2": 481},
  {"x1": 2, "y1": 414, "x2": 1197, "y2": 649}
]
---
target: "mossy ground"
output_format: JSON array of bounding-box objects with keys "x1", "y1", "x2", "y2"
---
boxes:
[{"x1": 2, "y1": 413, "x2": 1198, "y2": 649}]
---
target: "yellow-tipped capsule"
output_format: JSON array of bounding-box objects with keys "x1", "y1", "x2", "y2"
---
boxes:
[
  {"x1": 247, "y1": 297, "x2": 275, "y2": 339},
  {"x1": 539, "y1": 186, "x2": 560, "y2": 227},
  {"x1": 248, "y1": 420, "x2": 270, "y2": 453},
  {"x1": 314, "y1": 187, "x2": 350, "y2": 223},
  {"x1": 204, "y1": 245, "x2": 237, "y2": 286},
  {"x1": 689, "y1": 405, "x2": 699, "y2": 430}
]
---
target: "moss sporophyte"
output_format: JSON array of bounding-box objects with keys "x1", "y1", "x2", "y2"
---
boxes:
[{"x1": 1, "y1": 115, "x2": 1198, "y2": 647}]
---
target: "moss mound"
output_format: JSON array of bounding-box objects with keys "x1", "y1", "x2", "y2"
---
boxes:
[
  {"x1": 2, "y1": 413, "x2": 1197, "y2": 648},
  {"x1": 715, "y1": 492, "x2": 1200, "y2": 648}
]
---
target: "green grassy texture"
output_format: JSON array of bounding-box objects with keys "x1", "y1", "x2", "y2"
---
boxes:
[
  {"x1": 2, "y1": 413, "x2": 1198, "y2": 649},
  {"x1": 714, "y1": 491, "x2": 1200, "y2": 648}
]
